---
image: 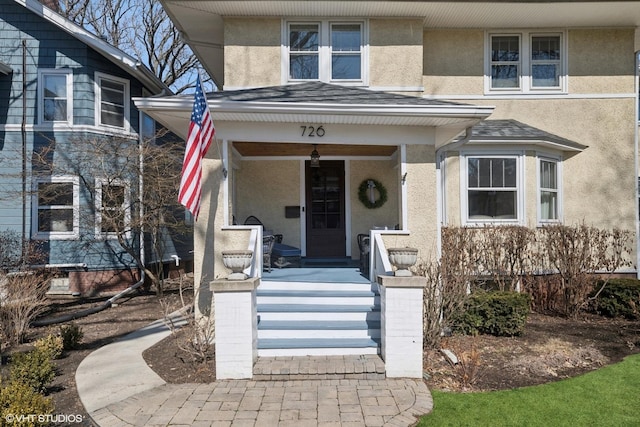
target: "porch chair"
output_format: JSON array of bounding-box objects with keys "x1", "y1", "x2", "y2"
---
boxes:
[
  {"x1": 263, "y1": 234, "x2": 276, "y2": 273},
  {"x1": 357, "y1": 233, "x2": 370, "y2": 276}
]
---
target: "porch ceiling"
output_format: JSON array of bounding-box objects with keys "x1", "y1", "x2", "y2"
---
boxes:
[{"x1": 233, "y1": 142, "x2": 397, "y2": 157}]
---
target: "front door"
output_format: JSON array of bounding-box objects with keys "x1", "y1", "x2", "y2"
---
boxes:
[{"x1": 305, "y1": 160, "x2": 346, "y2": 258}]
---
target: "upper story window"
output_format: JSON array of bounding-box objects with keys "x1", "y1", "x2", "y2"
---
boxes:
[
  {"x1": 286, "y1": 20, "x2": 366, "y2": 84},
  {"x1": 32, "y1": 176, "x2": 79, "y2": 240},
  {"x1": 486, "y1": 31, "x2": 566, "y2": 94},
  {"x1": 538, "y1": 156, "x2": 562, "y2": 223},
  {"x1": 38, "y1": 69, "x2": 73, "y2": 124},
  {"x1": 462, "y1": 153, "x2": 524, "y2": 224},
  {"x1": 95, "y1": 72, "x2": 130, "y2": 130}
]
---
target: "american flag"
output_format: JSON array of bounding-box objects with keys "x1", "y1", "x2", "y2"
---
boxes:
[{"x1": 178, "y1": 76, "x2": 214, "y2": 220}]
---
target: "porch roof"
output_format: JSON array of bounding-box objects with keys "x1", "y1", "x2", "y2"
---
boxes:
[
  {"x1": 134, "y1": 82, "x2": 494, "y2": 145},
  {"x1": 0, "y1": 60, "x2": 12, "y2": 75},
  {"x1": 449, "y1": 119, "x2": 587, "y2": 152}
]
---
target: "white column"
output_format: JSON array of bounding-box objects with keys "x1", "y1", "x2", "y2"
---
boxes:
[
  {"x1": 210, "y1": 277, "x2": 260, "y2": 379},
  {"x1": 378, "y1": 275, "x2": 425, "y2": 378}
]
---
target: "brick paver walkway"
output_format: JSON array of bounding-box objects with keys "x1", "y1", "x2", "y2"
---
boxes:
[{"x1": 90, "y1": 378, "x2": 432, "y2": 427}]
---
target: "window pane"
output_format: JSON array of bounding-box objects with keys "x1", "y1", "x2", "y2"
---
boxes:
[
  {"x1": 38, "y1": 182, "x2": 73, "y2": 206},
  {"x1": 532, "y1": 36, "x2": 560, "y2": 60},
  {"x1": 290, "y1": 54, "x2": 319, "y2": 79},
  {"x1": 332, "y1": 55, "x2": 361, "y2": 79},
  {"x1": 38, "y1": 209, "x2": 73, "y2": 232},
  {"x1": 44, "y1": 99, "x2": 67, "y2": 121},
  {"x1": 492, "y1": 36, "x2": 519, "y2": 62},
  {"x1": 468, "y1": 190, "x2": 517, "y2": 219},
  {"x1": 101, "y1": 83, "x2": 125, "y2": 105},
  {"x1": 103, "y1": 185, "x2": 125, "y2": 208},
  {"x1": 478, "y1": 158, "x2": 491, "y2": 187},
  {"x1": 468, "y1": 158, "x2": 479, "y2": 188},
  {"x1": 540, "y1": 191, "x2": 558, "y2": 220},
  {"x1": 101, "y1": 104, "x2": 125, "y2": 127},
  {"x1": 532, "y1": 64, "x2": 559, "y2": 87},
  {"x1": 540, "y1": 160, "x2": 557, "y2": 189},
  {"x1": 290, "y1": 24, "x2": 319, "y2": 51},
  {"x1": 331, "y1": 24, "x2": 360, "y2": 52},
  {"x1": 491, "y1": 65, "x2": 519, "y2": 88},
  {"x1": 44, "y1": 75, "x2": 66, "y2": 98},
  {"x1": 503, "y1": 159, "x2": 517, "y2": 187}
]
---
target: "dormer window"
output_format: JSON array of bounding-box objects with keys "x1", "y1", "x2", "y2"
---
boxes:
[{"x1": 286, "y1": 20, "x2": 366, "y2": 84}]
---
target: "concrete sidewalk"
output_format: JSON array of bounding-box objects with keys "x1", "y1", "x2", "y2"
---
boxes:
[{"x1": 75, "y1": 315, "x2": 433, "y2": 426}]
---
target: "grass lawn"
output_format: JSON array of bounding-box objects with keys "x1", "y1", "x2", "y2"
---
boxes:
[{"x1": 418, "y1": 353, "x2": 640, "y2": 427}]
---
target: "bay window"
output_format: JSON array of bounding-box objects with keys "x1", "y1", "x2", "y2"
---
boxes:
[{"x1": 33, "y1": 177, "x2": 79, "y2": 239}]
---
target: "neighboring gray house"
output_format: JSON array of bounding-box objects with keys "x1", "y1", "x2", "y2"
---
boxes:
[{"x1": 0, "y1": 0, "x2": 190, "y2": 294}]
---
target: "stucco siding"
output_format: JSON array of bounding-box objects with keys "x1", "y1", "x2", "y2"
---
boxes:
[
  {"x1": 235, "y1": 160, "x2": 301, "y2": 247},
  {"x1": 423, "y1": 29, "x2": 484, "y2": 96},
  {"x1": 224, "y1": 18, "x2": 281, "y2": 88},
  {"x1": 350, "y1": 159, "x2": 399, "y2": 257},
  {"x1": 568, "y1": 29, "x2": 636, "y2": 94},
  {"x1": 369, "y1": 19, "x2": 423, "y2": 89}
]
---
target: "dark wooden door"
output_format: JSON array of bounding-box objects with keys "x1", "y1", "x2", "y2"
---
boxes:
[{"x1": 305, "y1": 160, "x2": 346, "y2": 258}]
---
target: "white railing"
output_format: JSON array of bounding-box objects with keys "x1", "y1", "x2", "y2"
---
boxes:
[{"x1": 369, "y1": 229, "x2": 411, "y2": 283}]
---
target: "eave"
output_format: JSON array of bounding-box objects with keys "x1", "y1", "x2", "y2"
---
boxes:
[{"x1": 160, "y1": 0, "x2": 640, "y2": 87}]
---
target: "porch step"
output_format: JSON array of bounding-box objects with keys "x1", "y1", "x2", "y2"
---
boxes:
[
  {"x1": 253, "y1": 355, "x2": 386, "y2": 380},
  {"x1": 256, "y1": 279, "x2": 381, "y2": 357}
]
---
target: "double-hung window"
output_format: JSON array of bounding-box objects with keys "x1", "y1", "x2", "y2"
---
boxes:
[
  {"x1": 464, "y1": 154, "x2": 522, "y2": 223},
  {"x1": 287, "y1": 21, "x2": 365, "y2": 84},
  {"x1": 33, "y1": 177, "x2": 79, "y2": 239},
  {"x1": 538, "y1": 157, "x2": 561, "y2": 223},
  {"x1": 95, "y1": 179, "x2": 130, "y2": 237},
  {"x1": 487, "y1": 31, "x2": 565, "y2": 93},
  {"x1": 95, "y1": 72, "x2": 129, "y2": 130},
  {"x1": 38, "y1": 69, "x2": 73, "y2": 124}
]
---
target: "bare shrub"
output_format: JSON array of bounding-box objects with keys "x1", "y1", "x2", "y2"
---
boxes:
[
  {"x1": 0, "y1": 272, "x2": 51, "y2": 345},
  {"x1": 539, "y1": 224, "x2": 633, "y2": 317},
  {"x1": 161, "y1": 274, "x2": 213, "y2": 367},
  {"x1": 442, "y1": 336, "x2": 483, "y2": 390}
]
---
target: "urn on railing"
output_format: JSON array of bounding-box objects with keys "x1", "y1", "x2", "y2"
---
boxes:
[
  {"x1": 386, "y1": 247, "x2": 418, "y2": 277},
  {"x1": 221, "y1": 250, "x2": 253, "y2": 280}
]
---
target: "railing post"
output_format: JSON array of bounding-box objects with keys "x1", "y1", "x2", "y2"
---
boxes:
[
  {"x1": 377, "y1": 275, "x2": 425, "y2": 378},
  {"x1": 209, "y1": 277, "x2": 260, "y2": 379}
]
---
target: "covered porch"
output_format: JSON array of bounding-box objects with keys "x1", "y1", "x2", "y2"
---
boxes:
[{"x1": 134, "y1": 82, "x2": 494, "y2": 378}]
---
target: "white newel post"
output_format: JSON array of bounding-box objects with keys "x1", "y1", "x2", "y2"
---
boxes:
[
  {"x1": 378, "y1": 275, "x2": 425, "y2": 378},
  {"x1": 210, "y1": 277, "x2": 260, "y2": 379}
]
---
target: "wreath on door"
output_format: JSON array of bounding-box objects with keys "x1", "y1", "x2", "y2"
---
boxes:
[{"x1": 358, "y1": 179, "x2": 387, "y2": 209}]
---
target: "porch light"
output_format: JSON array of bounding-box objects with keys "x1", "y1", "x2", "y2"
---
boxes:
[{"x1": 310, "y1": 144, "x2": 320, "y2": 167}]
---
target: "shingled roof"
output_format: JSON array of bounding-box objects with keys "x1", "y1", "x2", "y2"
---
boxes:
[
  {"x1": 204, "y1": 82, "x2": 465, "y2": 107},
  {"x1": 455, "y1": 119, "x2": 586, "y2": 152}
]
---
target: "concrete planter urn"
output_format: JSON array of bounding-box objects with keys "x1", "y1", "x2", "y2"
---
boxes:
[
  {"x1": 222, "y1": 250, "x2": 253, "y2": 280},
  {"x1": 387, "y1": 247, "x2": 418, "y2": 277}
]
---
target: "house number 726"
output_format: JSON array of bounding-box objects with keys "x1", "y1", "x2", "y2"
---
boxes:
[{"x1": 300, "y1": 125, "x2": 325, "y2": 137}]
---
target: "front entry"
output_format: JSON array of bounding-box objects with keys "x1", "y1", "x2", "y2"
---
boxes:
[{"x1": 305, "y1": 160, "x2": 346, "y2": 258}]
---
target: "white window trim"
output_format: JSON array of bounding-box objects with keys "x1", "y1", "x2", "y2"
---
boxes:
[
  {"x1": 282, "y1": 19, "x2": 369, "y2": 86},
  {"x1": 94, "y1": 178, "x2": 131, "y2": 239},
  {"x1": 37, "y1": 69, "x2": 73, "y2": 125},
  {"x1": 94, "y1": 72, "x2": 130, "y2": 131},
  {"x1": 484, "y1": 30, "x2": 567, "y2": 95},
  {"x1": 537, "y1": 154, "x2": 563, "y2": 225},
  {"x1": 460, "y1": 151, "x2": 525, "y2": 226},
  {"x1": 32, "y1": 176, "x2": 80, "y2": 240}
]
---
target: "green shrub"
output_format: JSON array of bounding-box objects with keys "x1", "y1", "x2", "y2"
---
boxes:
[
  {"x1": 33, "y1": 335, "x2": 63, "y2": 360},
  {"x1": 0, "y1": 379, "x2": 54, "y2": 426},
  {"x1": 59, "y1": 322, "x2": 83, "y2": 350},
  {"x1": 9, "y1": 350, "x2": 56, "y2": 393},
  {"x1": 453, "y1": 291, "x2": 531, "y2": 336},
  {"x1": 590, "y1": 279, "x2": 640, "y2": 319}
]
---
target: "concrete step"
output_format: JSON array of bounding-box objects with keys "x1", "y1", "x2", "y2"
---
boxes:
[
  {"x1": 257, "y1": 338, "x2": 380, "y2": 357},
  {"x1": 258, "y1": 320, "x2": 381, "y2": 339},
  {"x1": 253, "y1": 355, "x2": 385, "y2": 380},
  {"x1": 258, "y1": 281, "x2": 377, "y2": 292}
]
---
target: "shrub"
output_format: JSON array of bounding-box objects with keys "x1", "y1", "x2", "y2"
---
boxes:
[
  {"x1": 59, "y1": 323, "x2": 83, "y2": 351},
  {"x1": 9, "y1": 349, "x2": 56, "y2": 393},
  {"x1": 453, "y1": 291, "x2": 531, "y2": 337},
  {"x1": 0, "y1": 272, "x2": 51, "y2": 345},
  {"x1": 590, "y1": 279, "x2": 640, "y2": 320},
  {"x1": 0, "y1": 379, "x2": 53, "y2": 426},
  {"x1": 33, "y1": 335, "x2": 63, "y2": 360}
]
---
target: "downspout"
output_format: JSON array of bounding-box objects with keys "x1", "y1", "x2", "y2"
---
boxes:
[{"x1": 21, "y1": 40, "x2": 27, "y2": 260}]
